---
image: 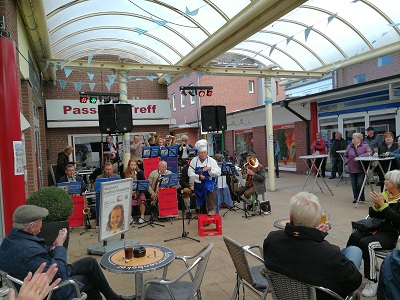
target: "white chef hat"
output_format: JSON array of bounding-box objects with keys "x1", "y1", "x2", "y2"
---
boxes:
[{"x1": 195, "y1": 139, "x2": 208, "y2": 152}]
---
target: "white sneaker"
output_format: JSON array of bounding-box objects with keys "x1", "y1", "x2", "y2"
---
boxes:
[
  {"x1": 361, "y1": 280, "x2": 378, "y2": 297},
  {"x1": 138, "y1": 217, "x2": 145, "y2": 224}
]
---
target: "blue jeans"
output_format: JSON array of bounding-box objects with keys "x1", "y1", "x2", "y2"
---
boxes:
[
  {"x1": 349, "y1": 172, "x2": 365, "y2": 201},
  {"x1": 342, "y1": 246, "x2": 362, "y2": 270}
]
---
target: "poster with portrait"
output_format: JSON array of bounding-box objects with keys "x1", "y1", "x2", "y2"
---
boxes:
[{"x1": 99, "y1": 178, "x2": 133, "y2": 242}]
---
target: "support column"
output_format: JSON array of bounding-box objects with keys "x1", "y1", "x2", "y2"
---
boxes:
[
  {"x1": 0, "y1": 39, "x2": 26, "y2": 235},
  {"x1": 118, "y1": 71, "x2": 130, "y2": 170},
  {"x1": 264, "y1": 77, "x2": 276, "y2": 191}
]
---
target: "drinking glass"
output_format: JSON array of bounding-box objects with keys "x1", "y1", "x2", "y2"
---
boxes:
[
  {"x1": 366, "y1": 147, "x2": 372, "y2": 156},
  {"x1": 124, "y1": 240, "x2": 134, "y2": 263},
  {"x1": 320, "y1": 210, "x2": 330, "y2": 224}
]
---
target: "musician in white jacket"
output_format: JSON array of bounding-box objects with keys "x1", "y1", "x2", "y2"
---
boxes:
[{"x1": 188, "y1": 140, "x2": 221, "y2": 216}]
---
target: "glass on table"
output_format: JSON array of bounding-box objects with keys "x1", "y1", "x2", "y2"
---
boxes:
[
  {"x1": 366, "y1": 147, "x2": 372, "y2": 156},
  {"x1": 373, "y1": 148, "x2": 379, "y2": 157},
  {"x1": 124, "y1": 240, "x2": 134, "y2": 263}
]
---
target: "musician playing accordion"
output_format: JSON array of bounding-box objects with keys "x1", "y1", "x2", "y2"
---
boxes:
[{"x1": 188, "y1": 139, "x2": 221, "y2": 216}]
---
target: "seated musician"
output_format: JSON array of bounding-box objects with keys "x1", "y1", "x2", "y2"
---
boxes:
[
  {"x1": 148, "y1": 160, "x2": 172, "y2": 206},
  {"x1": 96, "y1": 162, "x2": 121, "y2": 179},
  {"x1": 58, "y1": 163, "x2": 86, "y2": 194},
  {"x1": 179, "y1": 159, "x2": 195, "y2": 218},
  {"x1": 188, "y1": 139, "x2": 221, "y2": 216},
  {"x1": 123, "y1": 159, "x2": 146, "y2": 224},
  {"x1": 235, "y1": 153, "x2": 266, "y2": 203}
]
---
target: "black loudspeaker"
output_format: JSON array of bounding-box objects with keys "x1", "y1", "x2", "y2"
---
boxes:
[
  {"x1": 116, "y1": 104, "x2": 133, "y2": 133},
  {"x1": 201, "y1": 105, "x2": 227, "y2": 131},
  {"x1": 216, "y1": 105, "x2": 227, "y2": 131},
  {"x1": 98, "y1": 105, "x2": 117, "y2": 134},
  {"x1": 201, "y1": 106, "x2": 218, "y2": 131}
]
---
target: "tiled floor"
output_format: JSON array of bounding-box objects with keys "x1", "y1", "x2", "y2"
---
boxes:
[{"x1": 67, "y1": 172, "x2": 378, "y2": 299}]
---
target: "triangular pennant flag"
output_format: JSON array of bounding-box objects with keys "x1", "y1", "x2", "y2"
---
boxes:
[
  {"x1": 108, "y1": 75, "x2": 116, "y2": 85},
  {"x1": 53, "y1": 62, "x2": 57, "y2": 74},
  {"x1": 381, "y1": 31, "x2": 388, "y2": 37},
  {"x1": 164, "y1": 75, "x2": 171, "y2": 84},
  {"x1": 135, "y1": 27, "x2": 148, "y2": 35},
  {"x1": 185, "y1": 7, "x2": 199, "y2": 16},
  {"x1": 210, "y1": 71, "x2": 217, "y2": 75},
  {"x1": 127, "y1": 76, "x2": 135, "y2": 79},
  {"x1": 305, "y1": 25, "x2": 313, "y2": 42},
  {"x1": 351, "y1": 0, "x2": 360, "y2": 3},
  {"x1": 59, "y1": 61, "x2": 65, "y2": 70},
  {"x1": 89, "y1": 82, "x2": 96, "y2": 91},
  {"x1": 105, "y1": 82, "x2": 112, "y2": 91},
  {"x1": 196, "y1": 72, "x2": 203, "y2": 78},
  {"x1": 181, "y1": 74, "x2": 189, "y2": 78},
  {"x1": 388, "y1": 23, "x2": 400, "y2": 27},
  {"x1": 151, "y1": 17, "x2": 168, "y2": 26},
  {"x1": 87, "y1": 72, "x2": 95, "y2": 81},
  {"x1": 64, "y1": 67, "x2": 73, "y2": 78},
  {"x1": 73, "y1": 82, "x2": 83, "y2": 91},
  {"x1": 146, "y1": 76, "x2": 156, "y2": 81},
  {"x1": 286, "y1": 36, "x2": 294, "y2": 46},
  {"x1": 59, "y1": 80, "x2": 67, "y2": 90},
  {"x1": 135, "y1": 78, "x2": 143, "y2": 81},
  {"x1": 269, "y1": 44, "x2": 277, "y2": 56},
  {"x1": 45, "y1": 60, "x2": 50, "y2": 70},
  {"x1": 87, "y1": 52, "x2": 95, "y2": 65},
  {"x1": 327, "y1": 13, "x2": 337, "y2": 25}
]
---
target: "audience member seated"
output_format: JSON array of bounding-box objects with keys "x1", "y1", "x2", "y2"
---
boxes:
[
  {"x1": 0, "y1": 205, "x2": 133, "y2": 300},
  {"x1": 347, "y1": 170, "x2": 400, "y2": 298},
  {"x1": 148, "y1": 160, "x2": 171, "y2": 206},
  {"x1": 263, "y1": 191, "x2": 362, "y2": 300},
  {"x1": 179, "y1": 159, "x2": 195, "y2": 218},
  {"x1": 123, "y1": 159, "x2": 147, "y2": 224},
  {"x1": 57, "y1": 163, "x2": 86, "y2": 194},
  {"x1": 376, "y1": 132, "x2": 398, "y2": 191},
  {"x1": 377, "y1": 238, "x2": 400, "y2": 299},
  {"x1": 234, "y1": 153, "x2": 265, "y2": 204},
  {"x1": 97, "y1": 162, "x2": 121, "y2": 179}
]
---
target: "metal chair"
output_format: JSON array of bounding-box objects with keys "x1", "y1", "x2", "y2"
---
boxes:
[
  {"x1": 140, "y1": 243, "x2": 214, "y2": 300},
  {"x1": 0, "y1": 269, "x2": 87, "y2": 300},
  {"x1": 223, "y1": 236, "x2": 269, "y2": 300},
  {"x1": 260, "y1": 268, "x2": 359, "y2": 300}
]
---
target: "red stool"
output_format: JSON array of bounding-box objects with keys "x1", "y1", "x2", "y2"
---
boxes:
[{"x1": 198, "y1": 214, "x2": 222, "y2": 236}]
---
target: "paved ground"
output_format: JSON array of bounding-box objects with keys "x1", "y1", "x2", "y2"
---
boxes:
[{"x1": 67, "y1": 172, "x2": 379, "y2": 299}]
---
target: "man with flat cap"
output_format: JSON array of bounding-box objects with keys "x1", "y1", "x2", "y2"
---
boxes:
[
  {"x1": 188, "y1": 139, "x2": 221, "y2": 216},
  {"x1": 0, "y1": 205, "x2": 134, "y2": 300}
]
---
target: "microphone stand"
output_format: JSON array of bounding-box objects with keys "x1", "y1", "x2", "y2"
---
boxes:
[{"x1": 164, "y1": 192, "x2": 200, "y2": 243}]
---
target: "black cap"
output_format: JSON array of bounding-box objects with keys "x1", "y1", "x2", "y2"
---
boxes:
[{"x1": 366, "y1": 127, "x2": 374, "y2": 131}]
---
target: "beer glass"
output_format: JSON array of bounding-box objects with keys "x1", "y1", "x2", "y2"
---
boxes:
[{"x1": 124, "y1": 240, "x2": 134, "y2": 263}]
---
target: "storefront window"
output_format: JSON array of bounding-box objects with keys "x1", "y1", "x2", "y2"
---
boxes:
[
  {"x1": 370, "y1": 113, "x2": 395, "y2": 136},
  {"x1": 343, "y1": 116, "x2": 365, "y2": 143},
  {"x1": 273, "y1": 124, "x2": 296, "y2": 171},
  {"x1": 320, "y1": 117, "x2": 339, "y2": 168},
  {"x1": 235, "y1": 130, "x2": 253, "y2": 155}
]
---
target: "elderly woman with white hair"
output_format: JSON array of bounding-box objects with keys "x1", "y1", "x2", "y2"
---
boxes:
[
  {"x1": 347, "y1": 170, "x2": 400, "y2": 298},
  {"x1": 188, "y1": 139, "x2": 221, "y2": 216},
  {"x1": 343, "y1": 132, "x2": 370, "y2": 203}
]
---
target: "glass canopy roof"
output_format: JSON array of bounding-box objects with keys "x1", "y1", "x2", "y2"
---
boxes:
[{"x1": 40, "y1": 0, "x2": 400, "y2": 75}]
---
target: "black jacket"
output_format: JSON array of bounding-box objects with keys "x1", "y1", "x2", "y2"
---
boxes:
[
  {"x1": 55, "y1": 153, "x2": 70, "y2": 182},
  {"x1": 179, "y1": 164, "x2": 191, "y2": 189},
  {"x1": 330, "y1": 138, "x2": 347, "y2": 157},
  {"x1": 263, "y1": 223, "x2": 361, "y2": 300}
]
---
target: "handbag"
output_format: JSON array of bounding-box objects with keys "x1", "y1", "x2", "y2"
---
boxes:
[{"x1": 351, "y1": 218, "x2": 384, "y2": 233}]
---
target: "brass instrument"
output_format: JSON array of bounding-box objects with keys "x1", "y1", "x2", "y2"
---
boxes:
[
  {"x1": 148, "y1": 133, "x2": 158, "y2": 145},
  {"x1": 83, "y1": 196, "x2": 91, "y2": 217},
  {"x1": 83, "y1": 196, "x2": 92, "y2": 229}
]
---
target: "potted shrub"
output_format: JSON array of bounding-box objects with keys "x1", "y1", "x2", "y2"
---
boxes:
[{"x1": 27, "y1": 186, "x2": 74, "y2": 249}]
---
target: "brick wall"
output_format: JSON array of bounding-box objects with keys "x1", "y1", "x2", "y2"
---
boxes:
[
  {"x1": 252, "y1": 126, "x2": 267, "y2": 167},
  {"x1": 336, "y1": 51, "x2": 400, "y2": 87},
  {"x1": 224, "y1": 131, "x2": 235, "y2": 161},
  {"x1": 42, "y1": 54, "x2": 169, "y2": 186}
]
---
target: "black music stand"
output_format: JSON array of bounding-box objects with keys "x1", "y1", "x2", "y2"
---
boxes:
[
  {"x1": 131, "y1": 180, "x2": 149, "y2": 225},
  {"x1": 164, "y1": 174, "x2": 200, "y2": 243},
  {"x1": 218, "y1": 162, "x2": 246, "y2": 217},
  {"x1": 138, "y1": 178, "x2": 165, "y2": 229},
  {"x1": 142, "y1": 146, "x2": 161, "y2": 158}
]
